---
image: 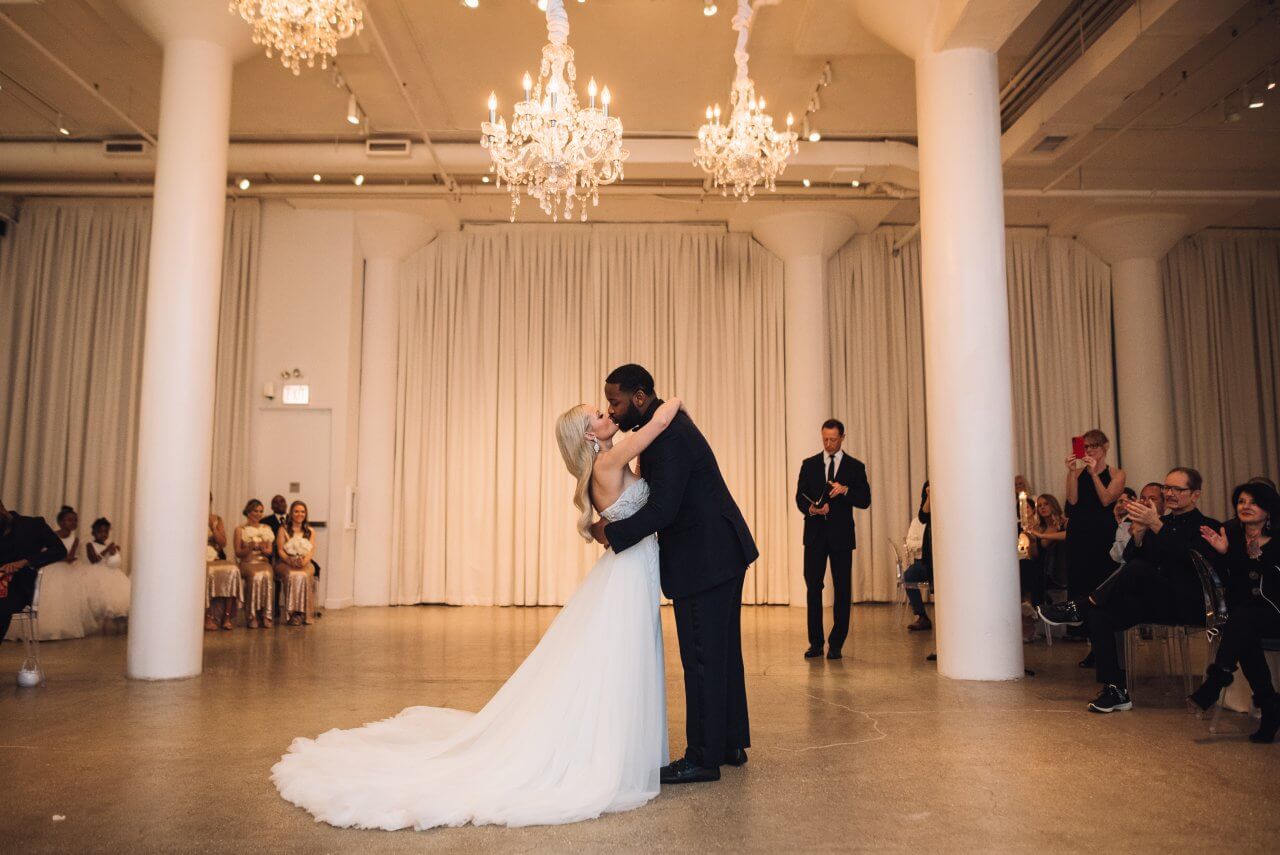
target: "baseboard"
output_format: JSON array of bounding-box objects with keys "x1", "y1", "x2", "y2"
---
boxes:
[{"x1": 323, "y1": 597, "x2": 355, "y2": 610}]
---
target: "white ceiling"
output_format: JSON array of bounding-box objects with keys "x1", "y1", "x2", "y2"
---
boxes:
[{"x1": 0, "y1": 0, "x2": 1277, "y2": 231}]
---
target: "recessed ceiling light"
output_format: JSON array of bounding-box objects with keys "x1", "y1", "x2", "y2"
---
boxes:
[
  {"x1": 802, "y1": 179, "x2": 811, "y2": 188},
  {"x1": 482, "y1": 175, "x2": 491, "y2": 183},
  {"x1": 353, "y1": 174, "x2": 365, "y2": 186},
  {"x1": 808, "y1": 130, "x2": 821, "y2": 142},
  {"x1": 537, "y1": 0, "x2": 547, "y2": 11},
  {"x1": 462, "y1": 0, "x2": 479, "y2": 7},
  {"x1": 312, "y1": 173, "x2": 322, "y2": 182},
  {"x1": 237, "y1": 177, "x2": 251, "y2": 190},
  {"x1": 850, "y1": 180, "x2": 860, "y2": 188},
  {"x1": 704, "y1": 1, "x2": 717, "y2": 16}
]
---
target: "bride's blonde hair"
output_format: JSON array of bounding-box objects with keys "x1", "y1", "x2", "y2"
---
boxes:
[{"x1": 555, "y1": 404, "x2": 596, "y2": 542}]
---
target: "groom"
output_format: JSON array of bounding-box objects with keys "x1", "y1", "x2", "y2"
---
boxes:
[{"x1": 591, "y1": 364, "x2": 758, "y2": 784}]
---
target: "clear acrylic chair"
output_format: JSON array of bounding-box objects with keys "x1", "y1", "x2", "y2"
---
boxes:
[
  {"x1": 889, "y1": 536, "x2": 929, "y2": 622},
  {"x1": 1208, "y1": 637, "x2": 1280, "y2": 735},
  {"x1": 12, "y1": 568, "x2": 45, "y2": 687},
  {"x1": 1123, "y1": 551, "x2": 1228, "y2": 700}
]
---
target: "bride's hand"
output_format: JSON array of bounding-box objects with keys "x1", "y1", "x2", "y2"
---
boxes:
[{"x1": 589, "y1": 518, "x2": 610, "y2": 548}]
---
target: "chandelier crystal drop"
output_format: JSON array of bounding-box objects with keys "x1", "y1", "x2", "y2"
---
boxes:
[
  {"x1": 481, "y1": 0, "x2": 627, "y2": 222},
  {"x1": 230, "y1": 1, "x2": 364, "y2": 76},
  {"x1": 694, "y1": 0, "x2": 797, "y2": 200}
]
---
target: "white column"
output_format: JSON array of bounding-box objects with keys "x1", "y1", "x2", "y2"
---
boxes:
[
  {"x1": 1079, "y1": 214, "x2": 1188, "y2": 486},
  {"x1": 126, "y1": 38, "x2": 233, "y2": 680},
  {"x1": 913, "y1": 45, "x2": 1024, "y2": 681},
  {"x1": 752, "y1": 212, "x2": 856, "y2": 608},
  {"x1": 352, "y1": 212, "x2": 435, "y2": 606}
]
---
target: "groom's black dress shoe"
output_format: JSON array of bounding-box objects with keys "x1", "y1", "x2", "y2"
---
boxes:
[
  {"x1": 660, "y1": 758, "x2": 721, "y2": 784},
  {"x1": 724, "y1": 748, "x2": 748, "y2": 767},
  {"x1": 826, "y1": 649, "x2": 843, "y2": 660},
  {"x1": 804, "y1": 646, "x2": 823, "y2": 659}
]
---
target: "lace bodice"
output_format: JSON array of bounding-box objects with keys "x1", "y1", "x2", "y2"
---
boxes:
[{"x1": 600, "y1": 479, "x2": 649, "y2": 522}]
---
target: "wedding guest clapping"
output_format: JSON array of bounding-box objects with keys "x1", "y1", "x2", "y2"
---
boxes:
[
  {"x1": 275, "y1": 501, "x2": 315, "y2": 626},
  {"x1": 236, "y1": 499, "x2": 275, "y2": 629}
]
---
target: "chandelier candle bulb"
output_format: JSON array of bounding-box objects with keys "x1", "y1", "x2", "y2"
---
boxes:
[
  {"x1": 523, "y1": 72, "x2": 533, "y2": 101},
  {"x1": 488, "y1": 92, "x2": 497, "y2": 123},
  {"x1": 588, "y1": 77, "x2": 598, "y2": 109},
  {"x1": 601, "y1": 86, "x2": 611, "y2": 117}
]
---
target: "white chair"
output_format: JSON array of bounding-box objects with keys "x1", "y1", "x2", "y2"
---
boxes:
[{"x1": 12, "y1": 568, "x2": 45, "y2": 687}]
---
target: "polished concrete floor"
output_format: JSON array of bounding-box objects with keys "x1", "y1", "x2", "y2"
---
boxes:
[{"x1": 2, "y1": 604, "x2": 1277, "y2": 853}]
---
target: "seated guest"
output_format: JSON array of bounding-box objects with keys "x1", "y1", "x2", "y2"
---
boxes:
[
  {"x1": 236, "y1": 499, "x2": 275, "y2": 629},
  {"x1": 205, "y1": 497, "x2": 240, "y2": 631},
  {"x1": 1041, "y1": 467, "x2": 1220, "y2": 713},
  {"x1": 264, "y1": 494, "x2": 288, "y2": 542},
  {"x1": 17, "y1": 506, "x2": 96, "y2": 641},
  {"x1": 1248, "y1": 476, "x2": 1276, "y2": 491},
  {"x1": 275, "y1": 500, "x2": 316, "y2": 627},
  {"x1": 0, "y1": 498, "x2": 68, "y2": 643},
  {"x1": 1187, "y1": 482, "x2": 1280, "y2": 743},
  {"x1": 1021, "y1": 494, "x2": 1067, "y2": 640},
  {"x1": 83, "y1": 517, "x2": 131, "y2": 632},
  {"x1": 904, "y1": 482, "x2": 932, "y2": 631},
  {"x1": 1110, "y1": 484, "x2": 1163, "y2": 564}
]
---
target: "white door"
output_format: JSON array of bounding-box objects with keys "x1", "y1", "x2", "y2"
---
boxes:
[{"x1": 254, "y1": 408, "x2": 332, "y2": 574}]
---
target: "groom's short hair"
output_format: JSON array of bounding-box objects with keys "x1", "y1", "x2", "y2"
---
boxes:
[{"x1": 606, "y1": 364, "x2": 656, "y2": 396}]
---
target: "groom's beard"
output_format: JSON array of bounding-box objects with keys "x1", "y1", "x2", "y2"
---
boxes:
[{"x1": 624, "y1": 397, "x2": 663, "y2": 432}]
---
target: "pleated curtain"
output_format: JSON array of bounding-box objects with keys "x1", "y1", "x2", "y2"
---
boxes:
[
  {"x1": 828, "y1": 227, "x2": 1115, "y2": 601},
  {"x1": 1163, "y1": 230, "x2": 1280, "y2": 519},
  {"x1": 391, "y1": 224, "x2": 790, "y2": 606},
  {"x1": 0, "y1": 198, "x2": 261, "y2": 555}
]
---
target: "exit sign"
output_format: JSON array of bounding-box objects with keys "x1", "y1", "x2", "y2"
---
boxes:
[{"x1": 282, "y1": 384, "x2": 310, "y2": 405}]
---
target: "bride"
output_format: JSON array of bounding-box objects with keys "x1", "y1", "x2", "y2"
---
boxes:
[{"x1": 271, "y1": 397, "x2": 684, "y2": 830}]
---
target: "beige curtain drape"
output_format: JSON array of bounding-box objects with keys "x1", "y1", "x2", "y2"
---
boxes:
[
  {"x1": 1163, "y1": 230, "x2": 1280, "y2": 519},
  {"x1": 828, "y1": 227, "x2": 1115, "y2": 601},
  {"x1": 391, "y1": 224, "x2": 790, "y2": 606},
  {"x1": 0, "y1": 198, "x2": 261, "y2": 554}
]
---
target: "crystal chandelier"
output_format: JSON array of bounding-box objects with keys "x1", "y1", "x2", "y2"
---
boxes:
[
  {"x1": 694, "y1": 0, "x2": 797, "y2": 200},
  {"x1": 481, "y1": 0, "x2": 627, "y2": 222},
  {"x1": 230, "y1": 1, "x2": 364, "y2": 76}
]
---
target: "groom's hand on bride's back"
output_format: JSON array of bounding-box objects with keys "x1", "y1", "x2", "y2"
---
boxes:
[{"x1": 589, "y1": 518, "x2": 611, "y2": 548}]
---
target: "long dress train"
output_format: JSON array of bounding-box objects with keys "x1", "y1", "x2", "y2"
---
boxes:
[{"x1": 271, "y1": 479, "x2": 667, "y2": 830}]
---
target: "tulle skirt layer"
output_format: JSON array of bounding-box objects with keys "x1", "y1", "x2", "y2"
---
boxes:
[{"x1": 271, "y1": 535, "x2": 667, "y2": 831}]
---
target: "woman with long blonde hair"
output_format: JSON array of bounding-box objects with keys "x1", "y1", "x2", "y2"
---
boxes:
[{"x1": 273, "y1": 394, "x2": 684, "y2": 831}]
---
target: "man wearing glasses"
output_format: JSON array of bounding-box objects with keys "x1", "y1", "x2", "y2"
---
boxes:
[{"x1": 1040, "y1": 467, "x2": 1220, "y2": 713}]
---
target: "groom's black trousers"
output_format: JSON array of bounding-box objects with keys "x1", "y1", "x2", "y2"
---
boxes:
[{"x1": 671, "y1": 573, "x2": 750, "y2": 769}]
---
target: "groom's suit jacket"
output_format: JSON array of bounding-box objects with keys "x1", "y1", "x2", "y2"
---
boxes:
[{"x1": 604, "y1": 406, "x2": 758, "y2": 600}]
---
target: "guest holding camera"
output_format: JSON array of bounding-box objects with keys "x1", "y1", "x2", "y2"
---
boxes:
[
  {"x1": 275, "y1": 500, "x2": 316, "y2": 627},
  {"x1": 1063, "y1": 430, "x2": 1127, "y2": 661},
  {"x1": 1187, "y1": 482, "x2": 1280, "y2": 743}
]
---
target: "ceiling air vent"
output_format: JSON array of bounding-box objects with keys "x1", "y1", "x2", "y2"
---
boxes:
[
  {"x1": 366, "y1": 138, "x2": 412, "y2": 157},
  {"x1": 102, "y1": 139, "x2": 151, "y2": 157},
  {"x1": 1032, "y1": 135, "x2": 1070, "y2": 153}
]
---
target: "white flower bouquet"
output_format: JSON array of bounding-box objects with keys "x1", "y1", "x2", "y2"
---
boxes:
[
  {"x1": 283, "y1": 535, "x2": 312, "y2": 559},
  {"x1": 206, "y1": 544, "x2": 219, "y2": 562},
  {"x1": 243, "y1": 524, "x2": 274, "y2": 545}
]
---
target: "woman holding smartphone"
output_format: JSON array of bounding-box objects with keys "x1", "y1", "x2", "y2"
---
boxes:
[{"x1": 1063, "y1": 429, "x2": 1126, "y2": 659}]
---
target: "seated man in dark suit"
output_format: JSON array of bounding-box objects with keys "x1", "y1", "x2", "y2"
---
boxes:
[
  {"x1": 1040, "y1": 467, "x2": 1220, "y2": 713},
  {"x1": 795, "y1": 419, "x2": 871, "y2": 659},
  {"x1": 0, "y1": 498, "x2": 69, "y2": 642}
]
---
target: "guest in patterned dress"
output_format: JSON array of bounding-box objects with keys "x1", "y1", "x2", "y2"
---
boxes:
[
  {"x1": 274, "y1": 501, "x2": 315, "y2": 627},
  {"x1": 236, "y1": 499, "x2": 275, "y2": 629}
]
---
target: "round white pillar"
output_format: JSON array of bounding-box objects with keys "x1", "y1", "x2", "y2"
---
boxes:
[
  {"x1": 752, "y1": 212, "x2": 856, "y2": 608},
  {"x1": 126, "y1": 39, "x2": 233, "y2": 680},
  {"x1": 1079, "y1": 214, "x2": 1188, "y2": 486},
  {"x1": 352, "y1": 212, "x2": 435, "y2": 606},
  {"x1": 914, "y1": 46, "x2": 1024, "y2": 681}
]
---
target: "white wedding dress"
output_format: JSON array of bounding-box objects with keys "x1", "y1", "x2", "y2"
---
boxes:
[{"x1": 271, "y1": 478, "x2": 668, "y2": 830}]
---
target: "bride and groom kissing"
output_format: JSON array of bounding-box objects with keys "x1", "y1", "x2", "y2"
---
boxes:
[{"x1": 271, "y1": 364, "x2": 758, "y2": 831}]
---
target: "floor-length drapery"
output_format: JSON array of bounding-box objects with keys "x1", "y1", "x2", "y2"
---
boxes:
[
  {"x1": 0, "y1": 198, "x2": 261, "y2": 554},
  {"x1": 828, "y1": 227, "x2": 1114, "y2": 601},
  {"x1": 1164, "y1": 230, "x2": 1280, "y2": 518},
  {"x1": 390, "y1": 225, "x2": 789, "y2": 606}
]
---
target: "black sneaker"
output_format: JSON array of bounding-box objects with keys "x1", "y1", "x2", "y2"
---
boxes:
[
  {"x1": 1087, "y1": 684, "x2": 1132, "y2": 713},
  {"x1": 1038, "y1": 601, "x2": 1084, "y2": 627}
]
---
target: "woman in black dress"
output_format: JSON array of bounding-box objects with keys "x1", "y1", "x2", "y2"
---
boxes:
[
  {"x1": 1063, "y1": 429, "x2": 1127, "y2": 656},
  {"x1": 1187, "y1": 482, "x2": 1280, "y2": 743}
]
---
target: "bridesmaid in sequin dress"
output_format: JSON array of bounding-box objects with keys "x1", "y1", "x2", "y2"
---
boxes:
[
  {"x1": 274, "y1": 501, "x2": 315, "y2": 627},
  {"x1": 205, "y1": 500, "x2": 240, "y2": 631},
  {"x1": 236, "y1": 499, "x2": 275, "y2": 629}
]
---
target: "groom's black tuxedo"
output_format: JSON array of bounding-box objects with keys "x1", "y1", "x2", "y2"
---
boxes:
[{"x1": 605, "y1": 403, "x2": 756, "y2": 770}]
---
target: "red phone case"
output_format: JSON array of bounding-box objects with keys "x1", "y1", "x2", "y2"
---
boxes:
[{"x1": 1071, "y1": 436, "x2": 1086, "y2": 458}]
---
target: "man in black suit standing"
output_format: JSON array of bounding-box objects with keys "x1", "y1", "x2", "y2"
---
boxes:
[
  {"x1": 796, "y1": 419, "x2": 871, "y2": 660},
  {"x1": 592, "y1": 364, "x2": 758, "y2": 786}
]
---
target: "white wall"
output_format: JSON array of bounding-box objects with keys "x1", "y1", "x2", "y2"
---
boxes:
[{"x1": 252, "y1": 201, "x2": 362, "y2": 609}]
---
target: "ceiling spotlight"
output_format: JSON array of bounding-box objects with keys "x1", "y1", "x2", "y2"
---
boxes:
[
  {"x1": 1222, "y1": 98, "x2": 1241, "y2": 124},
  {"x1": 703, "y1": 1, "x2": 718, "y2": 15},
  {"x1": 802, "y1": 178, "x2": 811, "y2": 188},
  {"x1": 237, "y1": 177, "x2": 251, "y2": 190},
  {"x1": 537, "y1": 0, "x2": 547, "y2": 11},
  {"x1": 850, "y1": 180, "x2": 860, "y2": 188},
  {"x1": 482, "y1": 175, "x2": 491, "y2": 183},
  {"x1": 808, "y1": 128, "x2": 821, "y2": 143},
  {"x1": 1246, "y1": 83, "x2": 1264, "y2": 109},
  {"x1": 56, "y1": 114, "x2": 70, "y2": 136},
  {"x1": 1267, "y1": 67, "x2": 1275, "y2": 91},
  {"x1": 346, "y1": 93, "x2": 360, "y2": 125},
  {"x1": 462, "y1": 0, "x2": 479, "y2": 7},
  {"x1": 353, "y1": 173, "x2": 365, "y2": 186},
  {"x1": 312, "y1": 173, "x2": 322, "y2": 182}
]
